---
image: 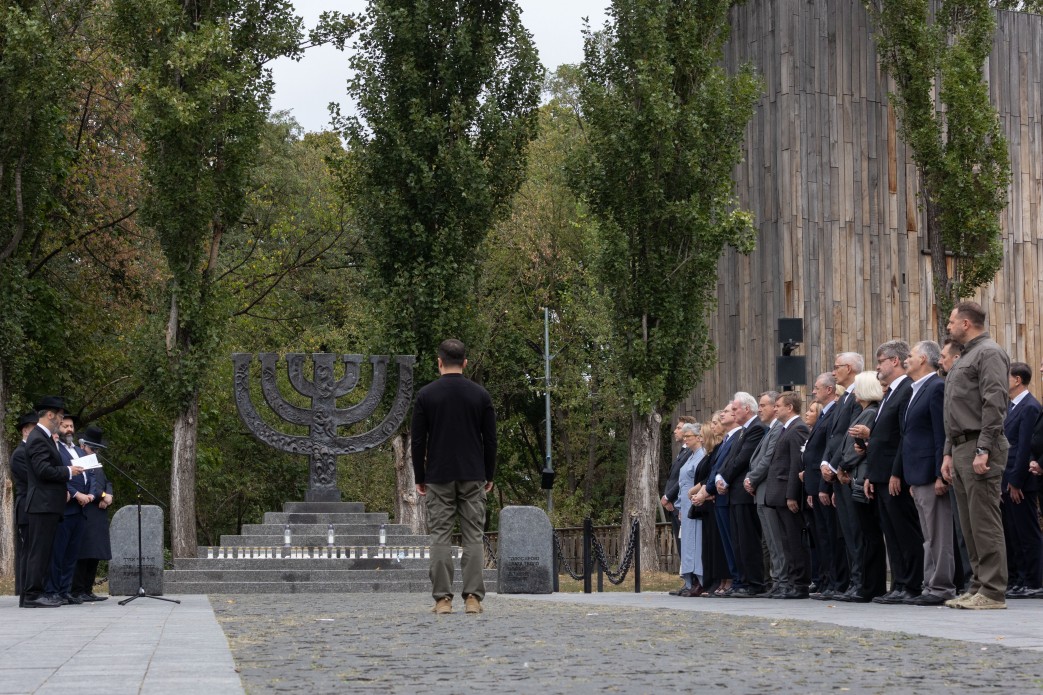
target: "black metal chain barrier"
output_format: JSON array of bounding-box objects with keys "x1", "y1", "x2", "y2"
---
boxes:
[
  {"x1": 589, "y1": 518, "x2": 639, "y2": 585},
  {"x1": 553, "y1": 531, "x2": 585, "y2": 580}
]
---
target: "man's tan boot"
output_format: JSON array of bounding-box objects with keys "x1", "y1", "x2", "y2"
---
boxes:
[
  {"x1": 959, "y1": 593, "x2": 1006, "y2": 610},
  {"x1": 464, "y1": 594, "x2": 483, "y2": 614},
  {"x1": 433, "y1": 597, "x2": 452, "y2": 614}
]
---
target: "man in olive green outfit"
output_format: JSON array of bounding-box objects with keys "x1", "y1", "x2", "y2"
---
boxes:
[
  {"x1": 941, "y1": 302, "x2": 1010, "y2": 609},
  {"x1": 412, "y1": 339, "x2": 497, "y2": 615}
]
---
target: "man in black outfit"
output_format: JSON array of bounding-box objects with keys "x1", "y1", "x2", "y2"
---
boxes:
[
  {"x1": 72, "y1": 425, "x2": 114, "y2": 602},
  {"x1": 9, "y1": 411, "x2": 39, "y2": 605},
  {"x1": 412, "y1": 339, "x2": 497, "y2": 615},
  {"x1": 23, "y1": 396, "x2": 84, "y2": 608}
]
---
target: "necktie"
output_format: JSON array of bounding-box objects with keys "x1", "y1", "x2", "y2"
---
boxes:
[{"x1": 875, "y1": 387, "x2": 891, "y2": 421}]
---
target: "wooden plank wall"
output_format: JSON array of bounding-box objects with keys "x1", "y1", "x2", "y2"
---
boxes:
[{"x1": 679, "y1": 2, "x2": 1043, "y2": 421}]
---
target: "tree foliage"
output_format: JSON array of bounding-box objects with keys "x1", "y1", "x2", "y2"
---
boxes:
[
  {"x1": 867, "y1": 0, "x2": 1010, "y2": 329},
  {"x1": 340, "y1": 0, "x2": 544, "y2": 383},
  {"x1": 577, "y1": 0, "x2": 762, "y2": 418}
]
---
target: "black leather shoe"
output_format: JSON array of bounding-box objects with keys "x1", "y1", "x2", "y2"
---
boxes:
[
  {"x1": 668, "y1": 584, "x2": 686, "y2": 596},
  {"x1": 88, "y1": 594, "x2": 109, "y2": 602},
  {"x1": 872, "y1": 590, "x2": 902, "y2": 604},
  {"x1": 780, "y1": 588, "x2": 809, "y2": 599},
  {"x1": 61, "y1": 593, "x2": 84, "y2": 605},
  {"x1": 23, "y1": 595, "x2": 63, "y2": 608},
  {"x1": 904, "y1": 593, "x2": 947, "y2": 606},
  {"x1": 730, "y1": 587, "x2": 760, "y2": 598},
  {"x1": 1006, "y1": 586, "x2": 1032, "y2": 599},
  {"x1": 810, "y1": 589, "x2": 836, "y2": 601},
  {"x1": 1024, "y1": 587, "x2": 1043, "y2": 599}
]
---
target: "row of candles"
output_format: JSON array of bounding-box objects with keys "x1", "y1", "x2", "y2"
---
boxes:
[{"x1": 204, "y1": 546, "x2": 432, "y2": 559}]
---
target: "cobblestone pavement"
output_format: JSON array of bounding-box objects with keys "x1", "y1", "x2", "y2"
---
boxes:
[{"x1": 212, "y1": 593, "x2": 1043, "y2": 694}]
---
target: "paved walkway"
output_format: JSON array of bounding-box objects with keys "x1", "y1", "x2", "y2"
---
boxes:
[
  {"x1": 0, "y1": 595, "x2": 242, "y2": 695},
  {"x1": 4, "y1": 591, "x2": 1043, "y2": 694}
]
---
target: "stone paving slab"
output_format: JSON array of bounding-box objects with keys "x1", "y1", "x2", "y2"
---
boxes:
[
  {"x1": 0, "y1": 595, "x2": 242, "y2": 695},
  {"x1": 212, "y1": 593, "x2": 1043, "y2": 694}
]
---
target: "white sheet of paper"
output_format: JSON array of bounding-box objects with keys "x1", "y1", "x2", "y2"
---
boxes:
[{"x1": 76, "y1": 453, "x2": 102, "y2": 470}]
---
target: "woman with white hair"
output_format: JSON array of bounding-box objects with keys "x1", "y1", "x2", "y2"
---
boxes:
[{"x1": 674, "y1": 422, "x2": 706, "y2": 596}]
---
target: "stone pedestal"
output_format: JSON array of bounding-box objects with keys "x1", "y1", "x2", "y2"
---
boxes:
[
  {"x1": 109, "y1": 505, "x2": 165, "y2": 596},
  {"x1": 497, "y1": 506, "x2": 553, "y2": 594}
]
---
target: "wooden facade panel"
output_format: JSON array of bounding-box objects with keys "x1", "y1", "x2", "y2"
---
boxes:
[{"x1": 682, "y1": 2, "x2": 1043, "y2": 419}]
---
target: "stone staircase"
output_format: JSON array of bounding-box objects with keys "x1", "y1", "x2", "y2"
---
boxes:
[{"x1": 163, "y1": 502, "x2": 497, "y2": 594}]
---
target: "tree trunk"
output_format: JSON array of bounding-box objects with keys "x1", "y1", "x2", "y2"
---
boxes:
[
  {"x1": 170, "y1": 395, "x2": 199, "y2": 558},
  {"x1": 0, "y1": 365, "x2": 14, "y2": 579},
  {"x1": 924, "y1": 181, "x2": 952, "y2": 339},
  {"x1": 622, "y1": 409, "x2": 662, "y2": 572},
  {"x1": 391, "y1": 430, "x2": 427, "y2": 534}
]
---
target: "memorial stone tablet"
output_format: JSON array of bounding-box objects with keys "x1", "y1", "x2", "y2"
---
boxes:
[
  {"x1": 108, "y1": 505, "x2": 165, "y2": 596},
  {"x1": 497, "y1": 506, "x2": 553, "y2": 594}
]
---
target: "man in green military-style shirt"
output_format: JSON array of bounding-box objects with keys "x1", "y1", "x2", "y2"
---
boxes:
[{"x1": 941, "y1": 301, "x2": 1010, "y2": 610}]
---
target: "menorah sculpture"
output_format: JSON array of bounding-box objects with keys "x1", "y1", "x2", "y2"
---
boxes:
[{"x1": 232, "y1": 353, "x2": 416, "y2": 502}]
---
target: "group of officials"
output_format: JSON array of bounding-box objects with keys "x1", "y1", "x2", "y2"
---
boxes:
[
  {"x1": 662, "y1": 301, "x2": 1038, "y2": 609},
  {"x1": 9, "y1": 396, "x2": 114, "y2": 607}
]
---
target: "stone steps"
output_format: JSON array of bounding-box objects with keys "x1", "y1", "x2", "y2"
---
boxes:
[
  {"x1": 163, "y1": 576, "x2": 497, "y2": 594},
  {"x1": 240, "y1": 523, "x2": 413, "y2": 535},
  {"x1": 163, "y1": 500, "x2": 498, "y2": 594},
  {"x1": 218, "y1": 535, "x2": 431, "y2": 547}
]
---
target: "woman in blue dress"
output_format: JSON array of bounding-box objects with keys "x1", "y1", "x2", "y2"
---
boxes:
[{"x1": 675, "y1": 422, "x2": 706, "y2": 596}]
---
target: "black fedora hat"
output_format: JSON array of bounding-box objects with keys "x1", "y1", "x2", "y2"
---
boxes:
[
  {"x1": 80, "y1": 424, "x2": 107, "y2": 449},
  {"x1": 34, "y1": 395, "x2": 66, "y2": 412},
  {"x1": 16, "y1": 411, "x2": 38, "y2": 429}
]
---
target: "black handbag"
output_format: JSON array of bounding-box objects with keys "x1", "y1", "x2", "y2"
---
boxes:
[{"x1": 687, "y1": 503, "x2": 707, "y2": 519}]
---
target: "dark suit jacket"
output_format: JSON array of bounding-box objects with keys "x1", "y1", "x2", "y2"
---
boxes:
[
  {"x1": 895, "y1": 374, "x2": 946, "y2": 486},
  {"x1": 663, "y1": 446, "x2": 693, "y2": 504},
  {"x1": 802, "y1": 402, "x2": 835, "y2": 496},
  {"x1": 57, "y1": 443, "x2": 97, "y2": 516},
  {"x1": 25, "y1": 426, "x2": 72, "y2": 515},
  {"x1": 824, "y1": 391, "x2": 863, "y2": 472},
  {"x1": 765, "y1": 419, "x2": 810, "y2": 507},
  {"x1": 717, "y1": 419, "x2": 766, "y2": 505},
  {"x1": 1005, "y1": 392, "x2": 1042, "y2": 491},
  {"x1": 866, "y1": 376, "x2": 913, "y2": 484},
  {"x1": 9, "y1": 442, "x2": 29, "y2": 525}
]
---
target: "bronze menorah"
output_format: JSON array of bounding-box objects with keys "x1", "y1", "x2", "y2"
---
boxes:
[{"x1": 232, "y1": 353, "x2": 416, "y2": 502}]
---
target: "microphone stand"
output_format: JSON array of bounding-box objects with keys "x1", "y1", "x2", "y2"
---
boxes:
[{"x1": 95, "y1": 451, "x2": 180, "y2": 606}]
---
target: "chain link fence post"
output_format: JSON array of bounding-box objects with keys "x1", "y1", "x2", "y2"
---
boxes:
[
  {"x1": 583, "y1": 517, "x2": 593, "y2": 594},
  {"x1": 633, "y1": 519, "x2": 641, "y2": 593}
]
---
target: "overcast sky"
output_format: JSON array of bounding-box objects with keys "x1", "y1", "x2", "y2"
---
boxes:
[{"x1": 270, "y1": 1, "x2": 610, "y2": 133}]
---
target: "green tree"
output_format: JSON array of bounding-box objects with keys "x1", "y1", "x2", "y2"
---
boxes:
[
  {"x1": 0, "y1": 0, "x2": 93, "y2": 578},
  {"x1": 110, "y1": 0, "x2": 304, "y2": 557},
  {"x1": 340, "y1": 0, "x2": 543, "y2": 531},
  {"x1": 576, "y1": 0, "x2": 762, "y2": 568},
  {"x1": 866, "y1": 0, "x2": 1010, "y2": 334}
]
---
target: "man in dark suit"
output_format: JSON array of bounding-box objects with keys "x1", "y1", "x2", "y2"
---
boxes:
[
  {"x1": 716, "y1": 392, "x2": 766, "y2": 597},
  {"x1": 821, "y1": 353, "x2": 864, "y2": 601},
  {"x1": 852, "y1": 340, "x2": 922, "y2": 604},
  {"x1": 662, "y1": 415, "x2": 697, "y2": 593},
  {"x1": 72, "y1": 425, "x2": 114, "y2": 601},
  {"x1": 47, "y1": 415, "x2": 98, "y2": 604},
  {"x1": 897, "y1": 341, "x2": 955, "y2": 605},
  {"x1": 1002, "y1": 361, "x2": 1042, "y2": 598},
  {"x1": 803, "y1": 373, "x2": 842, "y2": 599},
  {"x1": 9, "y1": 412, "x2": 39, "y2": 605},
  {"x1": 23, "y1": 396, "x2": 84, "y2": 608},
  {"x1": 765, "y1": 391, "x2": 812, "y2": 598}
]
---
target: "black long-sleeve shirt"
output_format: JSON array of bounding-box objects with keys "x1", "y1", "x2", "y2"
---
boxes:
[{"x1": 411, "y1": 373, "x2": 497, "y2": 485}]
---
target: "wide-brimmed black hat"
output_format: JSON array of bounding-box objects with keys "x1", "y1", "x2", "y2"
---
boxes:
[
  {"x1": 16, "y1": 412, "x2": 38, "y2": 429},
  {"x1": 78, "y1": 421, "x2": 106, "y2": 448},
  {"x1": 80, "y1": 424, "x2": 107, "y2": 449},
  {"x1": 34, "y1": 396, "x2": 66, "y2": 412}
]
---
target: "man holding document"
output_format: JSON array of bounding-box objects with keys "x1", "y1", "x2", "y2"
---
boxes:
[{"x1": 47, "y1": 415, "x2": 100, "y2": 604}]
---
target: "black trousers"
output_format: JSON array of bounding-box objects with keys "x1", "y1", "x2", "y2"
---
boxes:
[
  {"x1": 14, "y1": 522, "x2": 27, "y2": 604},
  {"x1": 854, "y1": 497, "x2": 887, "y2": 598},
  {"x1": 772, "y1": 505, "x2": 810, "y2": 590},
  {"x1": 810, "y1": 494, "x2": 848, "y2": 591},
  {"x1": 877, "y1": 483, "x2": 924, "y2": 593},
  {"x1": 72, "y1": 559, "x2": 100, "y2": 596},
  {"x1": 1002, "y1": 489, "x2": 1042, "y2": 589},
  {"x1": 23, "y1": 512, "x2": 62, "y2": 600},
  {"x1": 729, "y1": 503, "x2": 765, "y2": 591},
  {"x1": 834, "y1": 481, "x2": 864, "y2": 593}
]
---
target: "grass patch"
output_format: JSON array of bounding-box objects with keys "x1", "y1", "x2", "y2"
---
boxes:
[{"x1": 555, "y1": 570, "x2": 679, "y2": 593}]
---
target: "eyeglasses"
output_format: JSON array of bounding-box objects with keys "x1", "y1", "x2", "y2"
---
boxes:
[
  {"x1": 876, "y1": 356, "x2": 895, "y2": 365},
  {"x1": 833, "y1": 364, "x2": 850, "y2": 370}
]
